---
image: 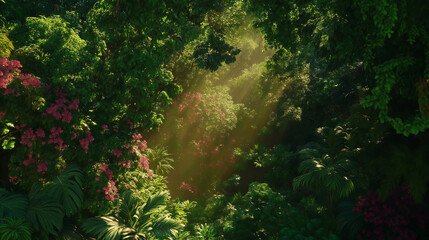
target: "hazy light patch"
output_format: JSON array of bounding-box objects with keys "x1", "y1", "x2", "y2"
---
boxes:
[{"x1": 147, "y1": 25, "x2": 286, "y2": 198}]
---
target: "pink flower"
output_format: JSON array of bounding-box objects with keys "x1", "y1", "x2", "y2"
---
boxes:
[
  {"x1": 68, "y1": 99, "x2": 79, "y2": 110},
  {"x1": 105, "y1": 169, "x2": 113, "y2": 180},
  {"x1": 99, "y1": 163, "x2": 109, "y2": 172},
  {"x1": 35, "y1": 128, "x2": 45, "y2": 138},
  {"x1": 9, "y1": 176, "x2": 18, "y2": 182},
  {"x1": 20, "y1": 128, "x2": 37, "y2": 147},
  {"x1": 62, "y1": 110, "x2": 72, "y2": 123},
  {"x1": 102, "y1": 124, "x2": 108, "y2": 129},
  {"x1": 95, "y1": 177, "x2": 99, "y2": 181},
  {"x1": 118, "y1": 161, "x2": 131, "y2": 168},
  {"x1": 0, "y1": 112, "x2": 6, "y2": 120},
  {"x1": 138, "y1": 156, "x2": 150, "y2": 171},
  {"x1": 112, "y1": 147, "x2": 122, "y2": 157},
  {"x1": 37, "y1": 161, "x2": 48, "y2": 174}
]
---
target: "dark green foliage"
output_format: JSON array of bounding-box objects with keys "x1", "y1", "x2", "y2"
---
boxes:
[
  {"x1": 45, "y1": 165, "x2": 84, "y2": 216},
  {"x1": 0, "y1": 165, "x2": 84, "y2": 237},
  {"x1": 193, "y1": 31, "x2": 241, "y2": 71},
  {"x1": 0, "y1": 217, "x2": 32, "y2": 240},
  {"x1": 0, "y1": 189, "x2": 28, "y2": 218},
  {"x1": 26, "y1": 197, "x2": 64, "y2": 235},
  {"x1": 245, "y1": 0, "x2": 429, "y2": 135},
  {"x1": 336, "y1": 201, "x2": 363, "y2": 240}
]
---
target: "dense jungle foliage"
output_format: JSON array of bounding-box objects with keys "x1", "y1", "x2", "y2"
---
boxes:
[{"x1": 1, "y1": 0, "x2": 429, "y2": 239}]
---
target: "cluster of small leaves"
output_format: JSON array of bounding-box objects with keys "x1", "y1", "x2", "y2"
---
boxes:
[{"x1": 193, "y1": 31, "x2": 241, "y2": 71}]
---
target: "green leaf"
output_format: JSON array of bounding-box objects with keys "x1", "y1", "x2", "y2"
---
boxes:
[
  {"x1": 45, "y1": 165, "x2": 83, "y2": 216},
  {"x1": 2, "y1": 138, "x2": 15, "y2": 150},
  {"x1": 0, "y1": 189, "x2": 28, "y2": 218},
  {"x1": 26, "y1": 197, "x2": 64, "y2": 235}
]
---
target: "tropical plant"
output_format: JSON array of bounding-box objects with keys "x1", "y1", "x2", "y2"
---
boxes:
[
  {"x1": 0, "y1": 189, "x2": 27, "y2": 218},
  {"x1": 82, "y1": 191, "x2": 181, "y2": 240},
  {"x1": 145, "y1": 146, "x2": 174, "y2": 176},
  {"x1": 195, "y1": 223, "x2": 217, "y2": 240},
  {"x1": 0, "y1": 217, "x2": 32, "y2": 240},
  {"x1": 293, "y1": 127, "x2": 361, "y2": 206},
  {"x1": 0, "y1": 164, "x2": 83, "y2": 237}
]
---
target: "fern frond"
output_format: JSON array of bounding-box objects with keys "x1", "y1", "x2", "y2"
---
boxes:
[
  {"x1": 0, "y1": 189, "x2": 28, "y2": 218},
  {"x1": 0, "y1": 217, "x2": 32, "y2": 240}
]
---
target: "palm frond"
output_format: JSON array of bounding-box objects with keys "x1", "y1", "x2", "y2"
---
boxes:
[
  {"x1": 82, "y1": 216, "x2": 133, "y2": 240},
  {"x1": 294, "y1": 155, "x2": 356, "y2": 199},
  {"x1": 0, "y1": 217, "x2": 32, "y2": 240},
  {"x1": 141, "y1": 192, "x2": 168, "y2": 215},
  {"x1": 118, "y1": 191, "x2": 140, "y2": 226},
  {"x1": 146, "y1": 146, "x2": 174, "y2": 175},
  {"x1": 150, "y1": 217, "x2": 181, "y2": 239},
  {"x1": 0, "y1": 188, "x2": 28, "y2": 218},
  {"x1": 26, "y1": 197, "x2": 64, "y2": 235},
  {"x1": 45, "y1": 165, "x2": 84, "y2": 216}
]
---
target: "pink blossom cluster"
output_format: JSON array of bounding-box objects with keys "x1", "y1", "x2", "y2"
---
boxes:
[
  {"x1": 138, "y1": 156, "x2": 149, "y2": 171},
  {"x1": 9, "y1": 176, "x2": 18, "y2": 182},
  {"x1": 353, "y1": 186, "x2": 429, "y2": 240},
  {"x1": 20, "y1": 128, "x2": 37, "y2": 147},
  {"x1": 180, "y1": 181, "x2": 195, "y2": 193},
  {"x1": 48, "y1": 127, "x2": 65, "y2": 150},
  {"x1": 118, "y1": 160, "x2": 131, "y2": 168},
  {"x1": 193, "y1": 134, "x2": 214, "y2": 156},
  {"x1": 79, "y1": 130, "x2": 94, "y2": 153},
  {"x1": 37, "y1": 161, "x2": 48, "y2": 174},
  {"x1": 103, "y1": 180, "x2": 117, "y2": 201},
  {"x1": 23, "y1": 151, "x2": 36, "y2": 166},
  {"x1": 176, "y1": 92, "x2": 202, "y2": 112},
  {"x1": 45, "y1": 93, "x2": 79, "y2": 123},
  {"x1": 98, "y1": 163, "x2": 117, "y2": 200},
  {"x1": 0, "y1": 58, "x2": 22, "y2": 89},
  {"x1": 112, "y1": 147, "x2": 122, "y2": 157},
  {"x1": 0, "y1": 111, "x2": 5, "y2": 120},
  {"x1": 1, "y1": 58, "x2": 41, "y2": 93},
  {"x1": 99, "y1": 163, "x2": 114, "y2": 180},
  {"x1": 19, "y1": 73, "x2": 41, "y2": 88},
  {"x1": 131, "y1": 133, "x2": 147, "y2": 155}
]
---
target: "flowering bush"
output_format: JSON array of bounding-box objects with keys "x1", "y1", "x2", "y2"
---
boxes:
[
  {"x1": 353, "y1": 185, "x2": 429, "y2": 240},
  {"x1": 1, "y1": 58, "x2": 153, "y2": 212}
]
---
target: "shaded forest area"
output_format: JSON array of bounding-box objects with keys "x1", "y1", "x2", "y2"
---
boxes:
[{"x1": 1, "y1": 0, "x2": 429, "y2": 239}]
